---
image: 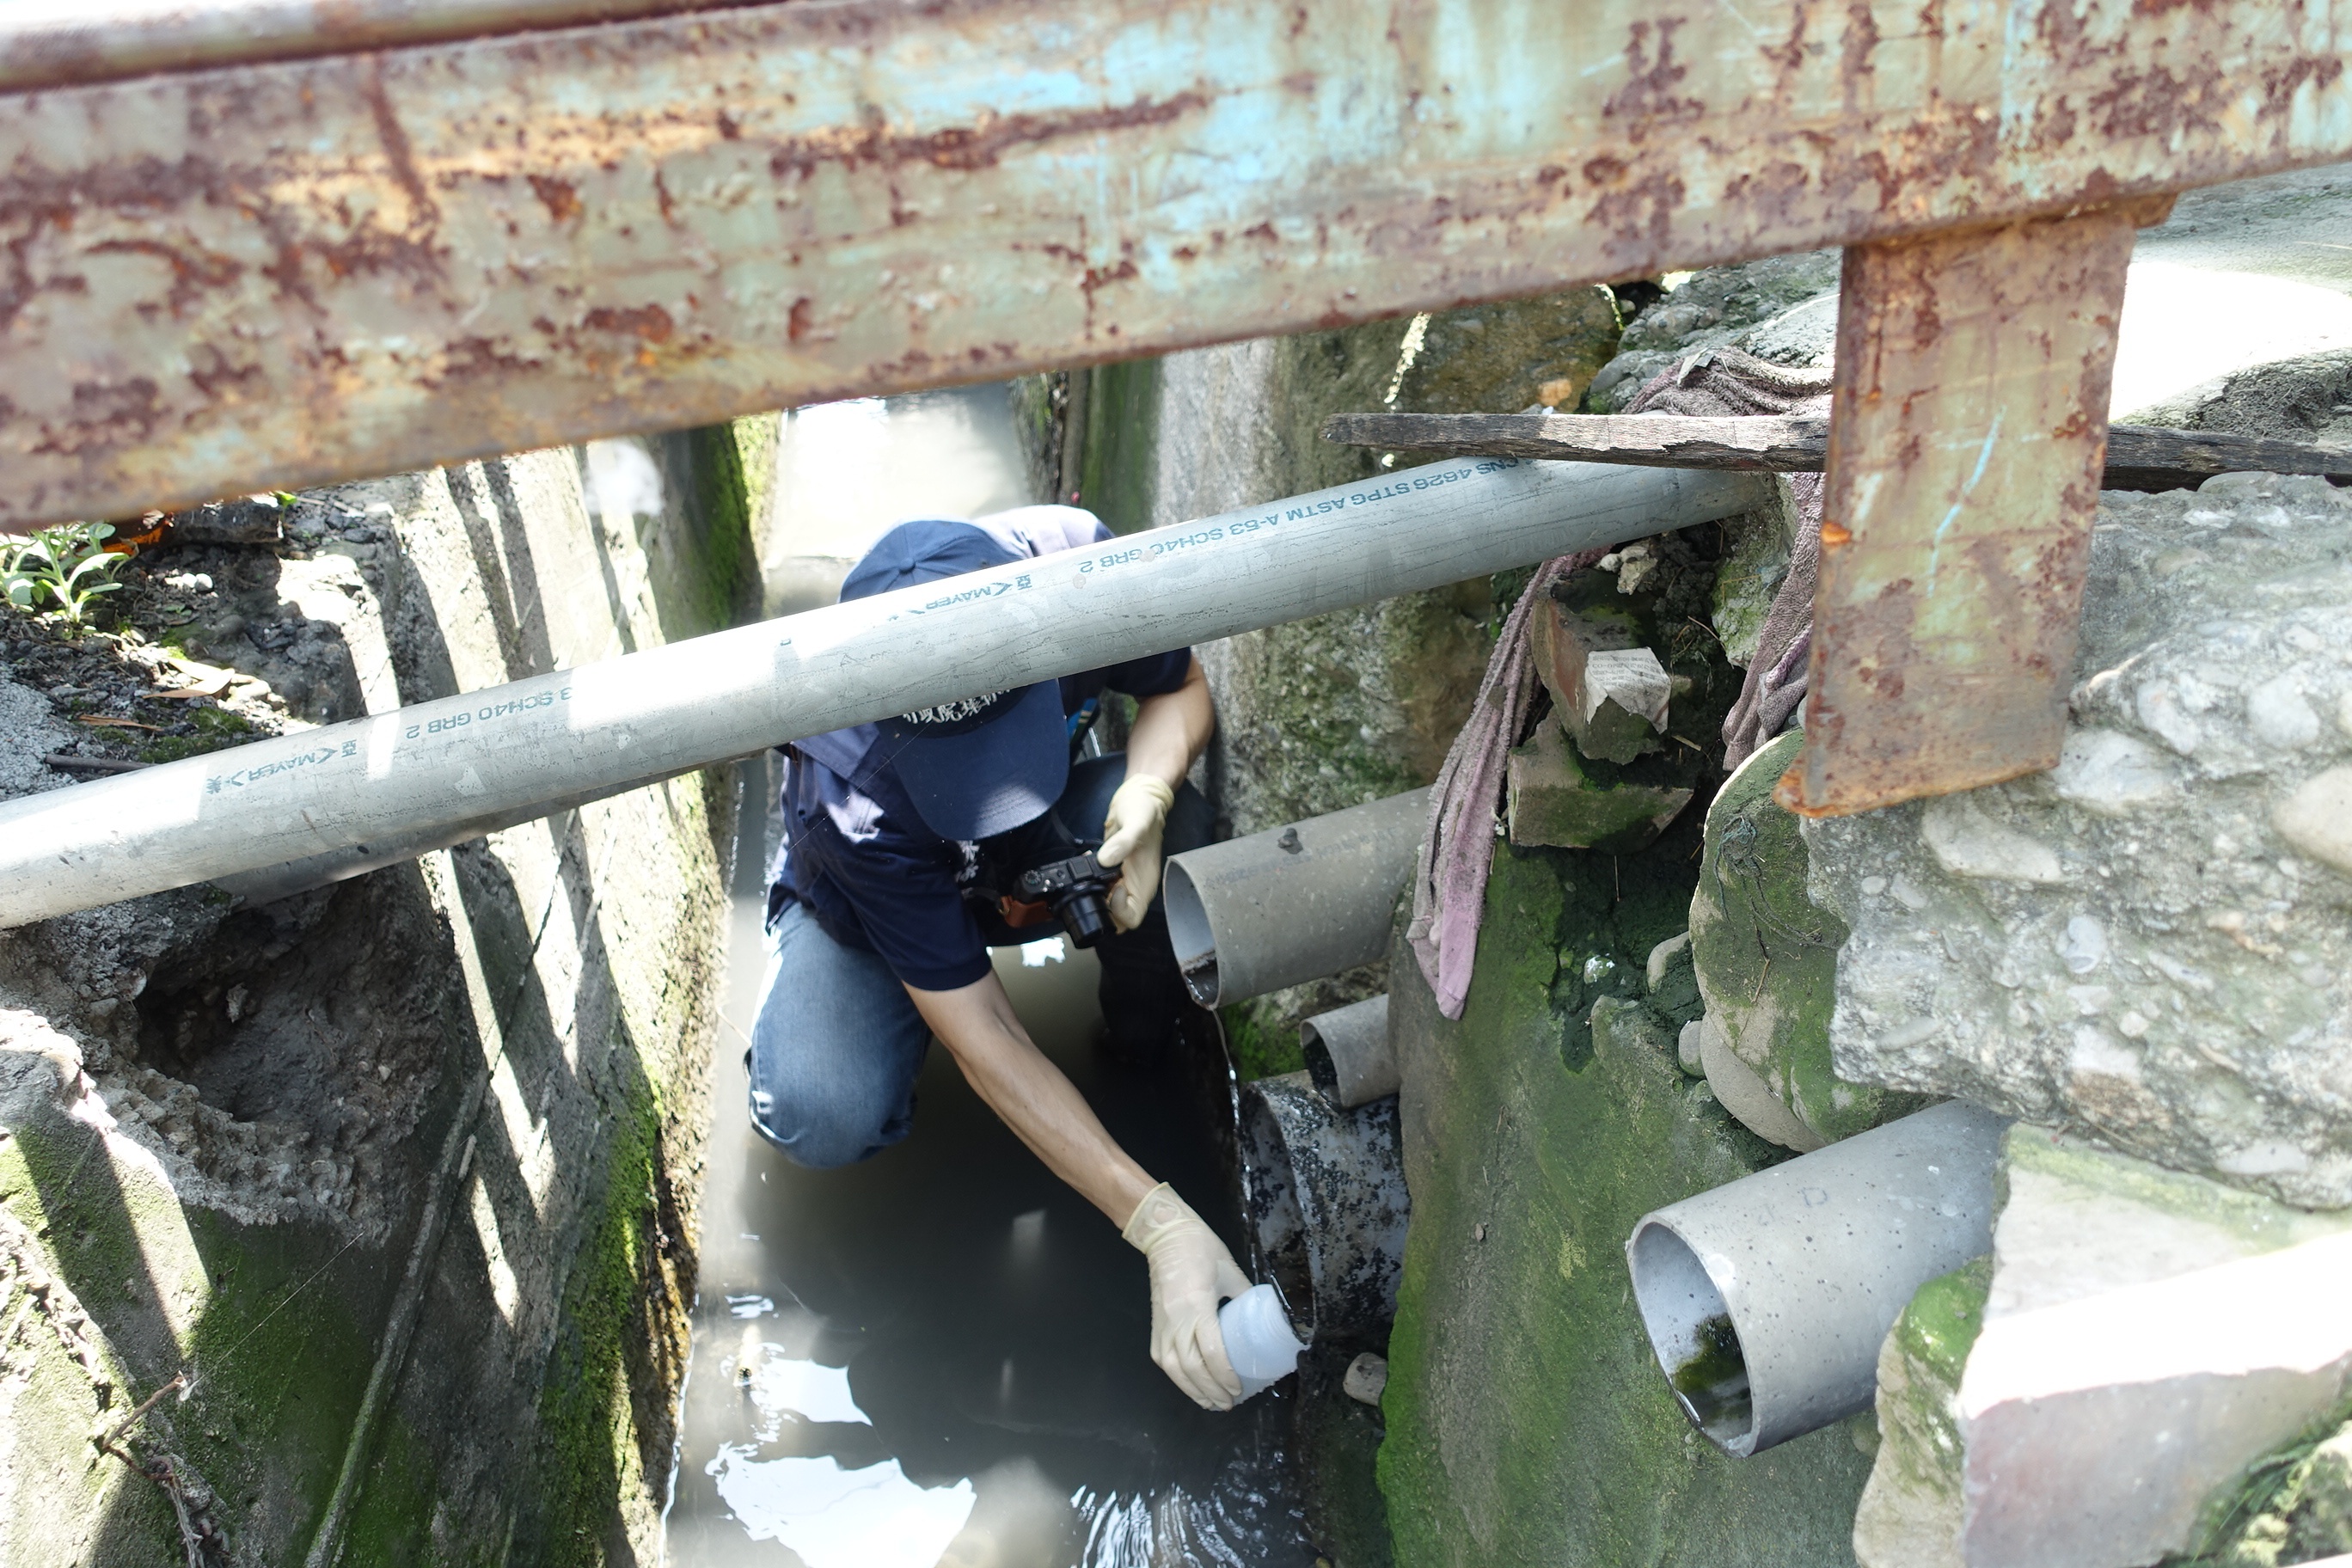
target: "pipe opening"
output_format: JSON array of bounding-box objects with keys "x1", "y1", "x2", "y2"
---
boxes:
[
  {"x1": 1237, "y1": 1087, "x2": 1317, "y2": 1338},
  {"x1": 1628, "y1": 1219, "x2": 1755, "y2": 1453},
  {"x1": 1162, "y1": 859, "x2": 1220, "y2": 1007},
  {"x1": 1298, "y1": 994, "x2": 1394, "y2": 1109},
  {"x1": 1300, "y1": 1026, "x2": 1340, "y2": 1102}
]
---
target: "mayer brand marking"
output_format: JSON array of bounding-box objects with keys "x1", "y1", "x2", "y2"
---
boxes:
[
  {"x1": 207, "y1": 741, "x2": 358, "y2": 793},
  {"x1": 906, "y1": 573, "x2": 1034, "y2": 614}
]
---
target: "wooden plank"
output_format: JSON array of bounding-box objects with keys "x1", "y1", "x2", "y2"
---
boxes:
[
  {"x1": 1322, "y1": 412, "x2": 1834, "y2": 471},
  {"x1": 1319, "y1": 412, "x2": 2352, "y2": 491},
  {"x1": 0, "y1": 0, "x2": 2343, "y2": 530},
  {"x1": 1777, "y1": 199, "x2": 2167, "y2": 818}
]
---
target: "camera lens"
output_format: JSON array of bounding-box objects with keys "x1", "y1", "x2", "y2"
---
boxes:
[{"x1": 1059, "y1": 890, "x2": 1112, "y2": 949}]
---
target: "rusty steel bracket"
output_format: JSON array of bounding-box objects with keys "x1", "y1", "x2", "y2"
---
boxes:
[{"x1": 1777, "y1": 196, "x2": 2175, "y2": 818}]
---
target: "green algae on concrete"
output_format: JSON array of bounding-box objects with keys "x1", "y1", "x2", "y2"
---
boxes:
[
  {"x1": 1852, "y1": 1257, "x2": 1991, "y2": 1568},
  {"x1": 522, "y1": 1076, "x2": 697, "y2": 1568},
  {"x1": 1380, "y1": 840, "x2": 1873, "y2": 1568},
  {"x1": 1691, "y1": 728, "x2": 1925, "y2": 1147},
  {"x1": 1077, "y1": 358, "x2": 1164, "y2": 536},
  {"x1": 0, "y1": 1038, "x2": 383, "y2": 1568},
  {"x1": 2184, "y1": 1400, "x2": 2352, "y2": 1568},
  {"x1": 1708, "y1": 493, "x2": 1797, "y2": 670},
  {"x1": 1396, "y1": 289, "x2": 1623, "y2": 416}
]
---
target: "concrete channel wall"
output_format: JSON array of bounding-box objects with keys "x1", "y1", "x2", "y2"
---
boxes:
[{"x1": 0, "y1": 421, "x2": 770, "y2": 1566}]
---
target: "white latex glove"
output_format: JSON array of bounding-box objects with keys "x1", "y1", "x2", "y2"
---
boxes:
[
  {"x1": 1122, "y1": 1182, "x2": 1249, "y2": 1409},
  {"x1": 1098, "y1": 775, "x2": 1176, "y2": 934}
]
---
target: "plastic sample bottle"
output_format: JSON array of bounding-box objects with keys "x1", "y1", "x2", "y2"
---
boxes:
[{"x1": 1218, "y1": 1282, "x2": 1309, "y2": 1402}]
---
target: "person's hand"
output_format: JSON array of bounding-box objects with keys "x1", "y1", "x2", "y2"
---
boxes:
[
  {"x1": 1122, "y1": 1182, "x2": 1248, "y2": 1409},
  {"x1": 1099, "y1": 775, "x2": 1176, "y2": 933}
]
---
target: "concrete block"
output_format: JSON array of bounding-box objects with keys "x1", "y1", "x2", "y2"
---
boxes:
[
  {"x1": 1957, "y1": 1230, "x2": 2352, "y2": 1568},
  {"x1": 1529, "y1": 593, "x2": 1670, "y2": 764},
  {"x1": 1506, "y1": 717, "x2": 1693, "y2": 853},
  {"x1": 1853, "y1": 1124, "x2": 2352, "y2": 1568}
]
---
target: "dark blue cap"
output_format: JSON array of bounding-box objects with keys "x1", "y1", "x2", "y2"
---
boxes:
[{"x1": 842, "y1": 519, "x2": 1068, "y2": 841}]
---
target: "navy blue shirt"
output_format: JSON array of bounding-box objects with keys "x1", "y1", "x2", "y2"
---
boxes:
[{"x1": 775, "y1": 514, "x2": 1192, "y2": 991}]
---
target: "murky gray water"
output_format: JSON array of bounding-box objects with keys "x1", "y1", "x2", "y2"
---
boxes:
[{"x1": 661, "y1": 388, "x2": 1314, "y2": 1568}]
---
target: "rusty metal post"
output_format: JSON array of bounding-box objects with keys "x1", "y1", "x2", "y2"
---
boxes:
[{"x1": 1779, "y1": 198, "x2": 2173, "y2": 818}]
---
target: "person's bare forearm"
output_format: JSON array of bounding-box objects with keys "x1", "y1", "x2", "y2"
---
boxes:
[
  {"x1": 905, "y1": 974, "x2": 1156, "y2": 1226},
  {"x1": 1124, "y1": 655, "x2": 1213, "y2": 791}
]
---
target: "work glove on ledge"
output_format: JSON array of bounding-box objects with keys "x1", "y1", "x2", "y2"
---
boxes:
[
  {"x1": 1098, "y1": 775, "x2": 1176, "y2": 933},
  {"x1": 1123, "y1": 1181, "x2": 1248, "y2": 1410}
]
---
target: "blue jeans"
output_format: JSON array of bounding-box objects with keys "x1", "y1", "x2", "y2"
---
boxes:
[{"x1": 745, "y1": 901, "x2": 933, "y2": 1169}]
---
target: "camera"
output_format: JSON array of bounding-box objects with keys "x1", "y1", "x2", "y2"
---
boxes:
[
  {"x1": 1014, "y1": 851, "x2": 1116, "y2": 949},
  {"x1": 974, "y1": 809, "x2": 1118, "y2": 948}
]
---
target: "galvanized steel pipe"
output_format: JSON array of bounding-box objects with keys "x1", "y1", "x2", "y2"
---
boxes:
[
  {"x1": 1625, "y1": 1101, "x2": 2009, "y2": 1457},
  {"x1": 1302, "y1": 994, "x2": 1396, "y2": 1110},
  {"x1": 0, "y1": 458, "x2": 1761, "y2": 927},
  {"x1": 1238, "y1": 1070, "x2": 1409, "y2": 1342},
  {"x1": 1162, "y1": 790, "x2": 1429, "y2": 1009}
]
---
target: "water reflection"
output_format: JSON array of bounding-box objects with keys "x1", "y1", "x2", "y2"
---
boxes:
[{"x1": 663, "y1": 388, "x2": 1312, "y2": 1568}]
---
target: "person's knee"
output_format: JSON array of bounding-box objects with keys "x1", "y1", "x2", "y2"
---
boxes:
[{"x1": 744, "y1": 1053, "x2": 907, "y2": 1170}]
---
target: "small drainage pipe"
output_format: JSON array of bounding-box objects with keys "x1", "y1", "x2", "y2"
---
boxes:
[
  {"x1": 1625, "y1": 1100, "x2": 2008, "y2": 1457},
  {"x1": 0, "y1": 459, "x2": 1761, "y2": 927},
  {"x1": 1237, "y1": 1070, "x2": 1409, "y2": 1342},
  {"x1": 1302, "y1": 994, "x2": 1395, "y2": 1109},
  {"x1": 1164, "y1": 790, "x2": 1426, "y2": 1008}
]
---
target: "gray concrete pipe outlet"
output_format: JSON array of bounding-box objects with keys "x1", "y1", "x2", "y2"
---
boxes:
[
  {"x1": 0, "y1": 460, "x2": 1763, "y2": 927},
  {"x1": 1238, "y1": 1070, "x2": 1410, "y2": 1343},
  {"x1": 1163, "y1": 790, "x2": 1428, "y2": 1008},
  {"x1": 1301, "y1": 994, "x2": 1395, "y2": 1110},
  {"x1": 1624, "y1": 1100, "x2": 2009, "y2": 1457}
]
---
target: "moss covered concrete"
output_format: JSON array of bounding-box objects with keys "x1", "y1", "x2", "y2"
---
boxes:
[
  {"x1": 1691, "y1": 728, "x2": 1925, "y2": 1147},
  {"x1": 2185, "y1": 1399, "x2": 2352, "y2": 1567},
  {"x1": 1853, "y1": 1258, "x2": 1990, "y2": 1568},
  {"x1": 1379, "y1": 840, "x2": 1874, "y2": 1567},
  {"x1": 1077, "y1": 358, "x2": 1165, "y2": 537},
  {"x1": 0, "y1": 415, "x2": 751, "y2": 1567}
]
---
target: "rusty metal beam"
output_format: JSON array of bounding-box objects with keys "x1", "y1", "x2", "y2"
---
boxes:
[
  {"x1": 0, "y1": 0, "x2": 744, "y2": 93},
  {"x1": 0, "y1": 0, "x2": 2344, "y2": 530},
  {"x1": 1778, "y1": 198, "x2": 2169, "y2": 818}
]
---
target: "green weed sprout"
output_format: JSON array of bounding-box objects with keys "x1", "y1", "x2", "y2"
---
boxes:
[{"x1": 2, "y1": 522, "x2": 127, "y2": 625}]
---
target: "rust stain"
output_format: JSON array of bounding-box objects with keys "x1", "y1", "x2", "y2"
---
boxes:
[
  {"x1": 765, "y1": 91, "x2": 1210, "y2": 181},
  {"x1": 527, "y1": 173, "x2": 583, "y2": 222},
  {"x1": 786, "y1": 296, "x2": 812, "y2": 343},
  {"x1": 583, "y1": 303, "x2": 675, "y2": 341},
  {"x1": 1602, "y1": 18, "x2": 1705, "y2": 131},
  {"x1": 83, "y1": 236, "x2": 243, "y2": 319},
  {"x1": 1785, "y1": 200, "x2": 2155, "y2": 816}
]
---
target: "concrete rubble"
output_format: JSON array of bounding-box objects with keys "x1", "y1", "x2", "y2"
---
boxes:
[
  {"x1": 1856, "y1": 1125, "x2": 2352, "y2": 1568},
  {"x1": 1804, "y1": 472, "x2": 2352, "y2": 1208}
]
